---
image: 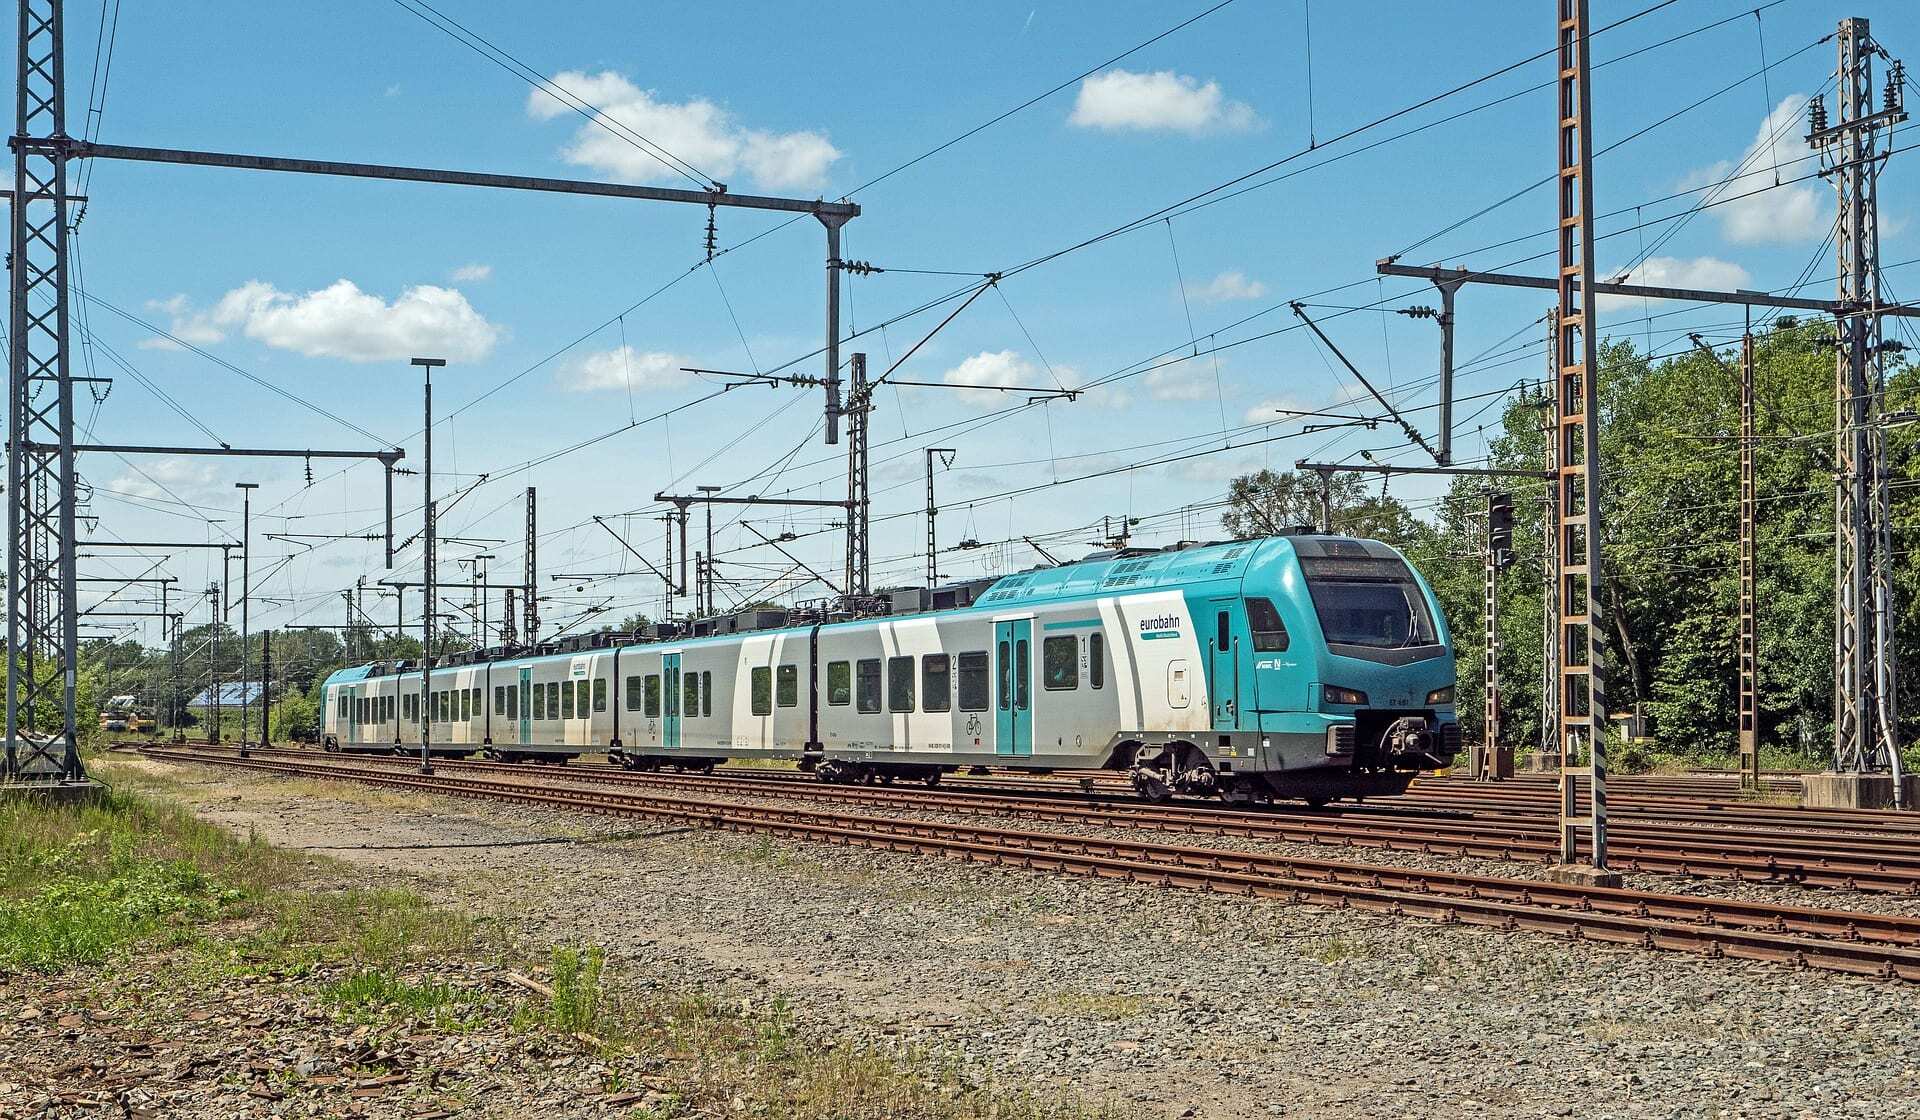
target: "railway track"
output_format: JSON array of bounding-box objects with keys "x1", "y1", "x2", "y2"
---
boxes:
[
  {"x1": 151, "y1": 744, "x2": 1920, "y2": 894},
  {"x1": 133, "y1": 746, "x2": 1920, "y2": 983}
]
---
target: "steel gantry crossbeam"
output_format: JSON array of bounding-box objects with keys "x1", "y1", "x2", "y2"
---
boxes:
[{"x1": 6, "y1": 0, "x2": 864, "y2": 784}]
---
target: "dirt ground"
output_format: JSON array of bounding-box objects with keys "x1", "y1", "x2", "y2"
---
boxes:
[{"x1": 47, "y1": 754, "x2": 1920, "y2": 1120}]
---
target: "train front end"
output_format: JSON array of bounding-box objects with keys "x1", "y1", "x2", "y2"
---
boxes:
[{"x1": 1246, "y1": 536, "x2": 1460, "y2": 804}]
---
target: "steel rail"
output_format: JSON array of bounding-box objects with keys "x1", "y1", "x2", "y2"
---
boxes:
[
  {"x1": 176, "y1": 745, "x2": 1920, "y2": 893},
  {"x1": 137, "y1": 747, "x2": 1920, "y2": 981}
]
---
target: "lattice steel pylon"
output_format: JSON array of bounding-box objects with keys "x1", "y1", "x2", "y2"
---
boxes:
[
  {"x1": 1810, "y1": 18, "x2": 1905, "y2": 778},
  {"x1": 1553, "y1": 0, "x2": 1608, "y2": 868},
  {"x1": 4, "y1": 0, "x2": 84, "y2": 783}
]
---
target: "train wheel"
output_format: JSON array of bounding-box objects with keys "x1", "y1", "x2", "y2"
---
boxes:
[{"x1": 923, "y1": 770, "x2": 943, "y2": 788}]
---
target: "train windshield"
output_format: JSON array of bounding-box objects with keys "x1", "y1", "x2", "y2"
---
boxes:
[{"x1": 1299, "y1": 555, "x2": 1437, "y2": 649}]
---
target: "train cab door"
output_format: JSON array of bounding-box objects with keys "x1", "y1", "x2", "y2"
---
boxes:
[
  {"x1": 662, "y1": 653, "x2": 682, "y2": 749},
  {"x1": 517, "y1": 668, "x2": 532, "y2": 745},
  {"x1": 993, "y1": 619, "x2": 1033, "y2": 757},
  {"x1": 1207, "y1": 597, "x2": 1240, "y2": 729}
]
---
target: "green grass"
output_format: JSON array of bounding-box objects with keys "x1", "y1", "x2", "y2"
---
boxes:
[{"x1": 7, "y1": 770, "x2": 1135, "y2": 1120}]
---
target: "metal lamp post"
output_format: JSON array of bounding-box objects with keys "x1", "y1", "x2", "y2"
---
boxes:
[{"x1": 413, "y1": 357, "x2": 445, "y2": 774}]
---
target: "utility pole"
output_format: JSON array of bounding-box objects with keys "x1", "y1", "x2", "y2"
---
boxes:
[
  {"x1": 419, "y1": 500, "x2": 435, "y2": 775},
  {"x1": 168, "y1": 606, "x2": 183, "y2": 742},
  {"x1": 660, "y1": 510, "x2": 676, "y2": 620},
  {"x1": 414, "y1": 356, "x2": 444, "y2": 775},
  {"x1": 1809, "y1": 19, "x2": 1906, "y2": 796},
  {"x1": 259, "y1": 629, "x2": 271, "y2": 748},
  {"x1": 926, "y1": 448, "x2": 956, "y2": 586},
  {"x1": 235, "y1": 482, "x2": 258, "y2": 750},
  {"x1": 4, "y1": 0, "x2": 85, "y2": 784},
  {"x1": 502, "y1": 586, "x2": 517, "y2": 647},
  {"x1": 523, "y1": 486, "x2": 538, "y2": 645},
  {"x1": 1552, "y1": 0, "x2": 1612, "y2": 877},
  {"x1": 207, "y1": 582, "x2": 222, "y2": 742},
  {"x1": 1478, "y1": 491, "x2": 1514, "y2": 780},
  {"x1": 697, "y1": 486, "x2": 720, "y2": 614},
  {"x1": 844, "y1": 353, "x2": 871, "y2": 598}
]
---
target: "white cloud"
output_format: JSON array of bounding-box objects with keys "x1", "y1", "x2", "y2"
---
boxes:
[
  {"x1": 1143, "y1": 363, "x2": 1218, "y2": 401},
  {"x1": 560, "y1": 346, "x2": 690, "y2": 392},
  {"x1": 449, "y1": 263, "x2": 493, "y2": 282},
  {"x1": 529, "y1": 71, "x2": 840, "y2": 190},
  {"x1": 940, "y1": 350, "x2": 1063, "y2": 406},
  {"x1": 1597, "y1": 256, "x2": 1752, "y2": 309},
  {"x1": 1191, "y1": 270, "x2": 1267, "y2": 303},
  {"x1": 1069, "y1": 69, "x2": 1258, "y2": 135},
  {"x1": 106, "y1": 457, "x2": 220, "y2": 503},
  {"x1": 153, "y1": 280, "x2": 502, "y2": 362},
  {"x1": 1243, "y1": 397, "x2": 1309, "y2": 425},
  {"x1": 1685, "y1": 95, "x2": 1824, "y2": 243}
]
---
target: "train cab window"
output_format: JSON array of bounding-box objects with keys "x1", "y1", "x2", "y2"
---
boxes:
[
  {"x1": 685, "y1": 672, "x2": 701, "y2": 718},
  {"x1": 625, "y1": 675, "x2": 643, "y2": 711},
  {"x1": 561, "y1": 681, "x2": 576, "y2": 719},
  {"x1": 887, "y1": 656, "x2": 914, "y2": 712},
  {"x1": 750, "y1": 667, "x2": 771, "y2": 715},
  {"x1": 1090, "y1": 633, "x2": 1105, "y2": 689},
  {"x1": 827, "y1": 661, "x2": 851, "y2": 706},
  {"x1": 593, "y1": 678, "x2": 607, "y2": 713},
  {"x1": 1246, "y1": 597, "x2": 1290, "y2": 652},
  {"x1": 776, "y1": 664, "x2": 798, "y2": 708},
  {"x1": 856, "y1": 659, "x2": 882, "y2": 713},
  {"x1": 1043, "y1": 636, "x2": 1078, "y2": 690},
  {"x1": 702, "y1": 672, "x2": 713, "y2": 716},
  {"x1": 923, "y1": 655, "x2": 951, "y2": 712},
  {"x1": 957, "y1": 652, "x2": 989, "y2": 712},
  {"x1": 644, "y1": 674, "x2": 661, "y2": 717}
]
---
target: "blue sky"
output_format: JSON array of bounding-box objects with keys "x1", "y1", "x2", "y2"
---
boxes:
[{"x1": 58, "y1": 0, "x2": 1920, "y2": 645}]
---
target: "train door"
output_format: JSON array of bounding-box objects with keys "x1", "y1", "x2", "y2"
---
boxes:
[
  {"x1": 662, "y1": 653, "x2": 682, "y2": 749},
  {"x1": 518, "y1": 668, "x2": 532, "y2": 745},
  {"x1": 994, "y1": 619, "x2": 1032, "y2": 757},
  {"x1": 345, "y1": 685, "x2": 359, "y2": 744},
  {"x1": 1208, "y1": 597, "x2": 1239, "y2": 729}
]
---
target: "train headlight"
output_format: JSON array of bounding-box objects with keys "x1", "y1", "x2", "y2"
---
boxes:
[
  {"x1": 1322, "y1": 684, "x2": 1368, "y2": 707},
  {"x1": 1426, "y1": 686, "x2": 1455, "y2": 705}
]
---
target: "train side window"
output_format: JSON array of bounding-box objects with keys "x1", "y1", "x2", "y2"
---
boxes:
[
  {"x1": 1043, "y1": 636, "x2": 1077, "y2": 690},
  {"x1": 776, "y1": 664, "x2": 798, "y2": 707},
  {"x1": 685, "y1": 672, "x2": 701, "y2": 718},
  {"x1": 561, "y1": 681, "x2": 576, "y2": 719},
  {"x1": 751, "y1": 667, "x2": 772, "y2": 716},
  {"x1": 493, "y1": 686, "x2": 505, "y2": 715},
  {"x1": 702, "y1": 671, "x2": 712, "y2": 716},
  {"x1": 387, "y1": 695, "x2": 396, "y2": 722},
  {"x1": 996, "y1": 641, "x2": 1010, "y2": 710},
  {"x1": 922, "y1": 655, "x2": 951, "y2": 712},
  {"x1": 578, "y1": 679, "x2": 591, "y2": 717},
  {"x1": 625, "y1": 675, "x2": 643, "y2": 711},
  {"x1": 533, "y1": 683, "x2": 546, "y2": 720},
  {"x1": 856, "y1": 659, "x2": 882, "y2": 713},
  {"x1": 887, "y1": 656, "x2": 915, "y2": 712},
  {"x1": 827, "y1": 661, "x2": 851, "y2": 706},
  {"x1": 593, "y1": 678, "x2": 607, "y2": 713},
  {"x1": 1015, "y1": 639, "x2": 1030, "y2": 708},
  {"x1": 550, "y1": 682, "x2": 561, "y2": 719},
  {"x1": 1090, "y1": 633, "x2": 1105, "y2": 689},
  {"x1": 644, "y1": 674, "x2": 660, "y2": 717},
  {"x1": 505, "y1": 686, "x2": 517, "y2": 719},
  {"x1": 1246, "y1": 597, "x2": 1290, "y2": 651}
]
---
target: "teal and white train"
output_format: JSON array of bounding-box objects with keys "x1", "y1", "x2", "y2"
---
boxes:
[{"x1": 321, "y1": 533, "x2": 1460, "y2": 804}]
